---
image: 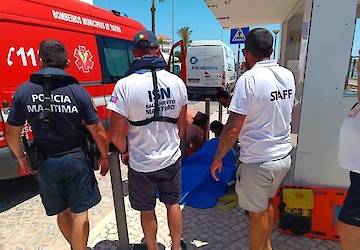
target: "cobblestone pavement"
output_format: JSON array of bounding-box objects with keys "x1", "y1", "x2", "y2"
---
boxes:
[
  {"x1": 0, "y1": 161, "x2": 343, "y2": 250},
  {"x1": 89, "y1": 166, "x2": 342, "y2": 250},
  {"x1": 0, "y1": 105, "x2": 343, "y2": 250},
  {"x1": 0, "y1": 173, "x2": 115, "y2": 250},
  {"x1": 89, "y1": 108, "x2": 342, "y2": 250}
]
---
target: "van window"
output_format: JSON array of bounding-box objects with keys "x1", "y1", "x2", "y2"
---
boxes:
[
  {"x1": 228, "y1": 57, "x2": 235, "y2": 71},
  {"x1": 96, "y1": 35, "x2": 134, "y2": 83},
  {"x1": 104, "y1": 48, "x2": 131, "y2": 77}
]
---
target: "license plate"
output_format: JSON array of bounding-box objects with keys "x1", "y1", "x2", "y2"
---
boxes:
[{"x1": 188, "y1": 78, "x2": 200, "y2": 83}]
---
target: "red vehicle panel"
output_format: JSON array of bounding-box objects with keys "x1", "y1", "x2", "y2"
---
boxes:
[{"x1": 0, "y1": 0, "x2": 146, "y2": 179}]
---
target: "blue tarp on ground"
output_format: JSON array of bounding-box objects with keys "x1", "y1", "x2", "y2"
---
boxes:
[{"x1": 180, "y1": 138, "x2": 238, "y2": 209}]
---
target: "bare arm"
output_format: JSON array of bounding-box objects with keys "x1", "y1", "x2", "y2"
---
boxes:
[
  {"x1": 5, "y1": 125, "x2": 25, "y2": 159},
  {"x1": 109, "y1": 111, "x2": 128, "y2": 154},
  {"x1": 86, "y1": 122, "x2": 109, "y2": 158},
  {"x1": 177, "y1": 105, "x2": 187, "y2": 139},
  {"x1": 86, "y1": 122, "x2": 109, "y2": 176},
  {"x1": 214, "y1": 112, "x2": 245, "y2": 161},
  {"x1": 211, "y1": 112, "x2": 246, "y2": 181},
  {"x1": 5, "y1": 124, "x2": 33, "y2": 174}
]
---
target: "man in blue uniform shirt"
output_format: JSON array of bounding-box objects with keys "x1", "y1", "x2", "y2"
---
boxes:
[{"x1": 6, "y1": 40, "x2": 109, "y2": 250}]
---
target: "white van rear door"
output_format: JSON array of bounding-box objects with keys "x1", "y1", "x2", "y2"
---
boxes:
[{"x1": 187, "y1": 46, "x2": 223, "y2": 87}]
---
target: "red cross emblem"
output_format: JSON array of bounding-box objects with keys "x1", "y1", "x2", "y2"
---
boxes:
[{"x1": 73, "y1": 46, "x2": 94, "y2": 73}]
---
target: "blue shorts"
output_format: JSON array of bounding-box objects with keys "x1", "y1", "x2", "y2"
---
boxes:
[
  {"x1": 128, "y1": 158, "x2": 181, "y2": 211},
  {"x1": 338, "y1": 171, "x2": 360, "y2": 227},
  {"x1": 37, "y1": 151, "x2": 101, "y2": 216}
]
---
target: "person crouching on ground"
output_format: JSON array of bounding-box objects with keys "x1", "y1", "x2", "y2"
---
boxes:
[
  {"x1": 186, "y1": 112, "x2": 208, "y2": 156},
  {"x1": 216, "y1": 89, "x2": 231, "y2": 108},
  {"x1": 210, "y1": 120, "x2": 224, "y2": 138}
]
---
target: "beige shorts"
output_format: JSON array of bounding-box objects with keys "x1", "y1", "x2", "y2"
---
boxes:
[{"x1": 235, "y1": 155, "x2": 291, "y2": 212}]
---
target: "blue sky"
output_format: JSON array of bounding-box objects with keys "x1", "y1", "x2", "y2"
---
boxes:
[{"x1": 93, "y1": 0, "x2": 281, "y2": 61}]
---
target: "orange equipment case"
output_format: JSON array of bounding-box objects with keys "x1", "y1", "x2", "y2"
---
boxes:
[{"x1": 273, "y1": 185, "x2": 347, "y2": 241}]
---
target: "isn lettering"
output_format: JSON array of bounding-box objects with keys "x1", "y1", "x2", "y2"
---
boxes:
[
  {"x1": 270, "y1": 89, "x2": 293, "y2": 101},
  {"x1": 147, "y1": 87, "x2": 171, "y2": 102}
]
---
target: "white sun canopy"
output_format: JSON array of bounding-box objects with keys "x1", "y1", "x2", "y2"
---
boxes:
[{"x1": 204, "y1": 0, "x2": 299, "y2": 28}]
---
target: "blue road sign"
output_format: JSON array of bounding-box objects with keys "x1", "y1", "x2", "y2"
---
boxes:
[{"x1": 230, "y1": 27, "x2": 249, "y2": 44}]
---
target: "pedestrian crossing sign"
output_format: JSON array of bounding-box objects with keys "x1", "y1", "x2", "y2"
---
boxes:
[{"x1": 230, "y1": 27, "x2": 249, "y2": 44}]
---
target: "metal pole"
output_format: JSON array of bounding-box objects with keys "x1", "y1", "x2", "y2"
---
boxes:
[
  {"x1": 218, "y1": 103, "x2": 223, "y2": 123},
  {"x1": 272, "y1": 29, "x2": 280, "y2": 60},
  {"x1": 109, "y1": 144, "x2": 130, "y2": 250},
  {"x1": 171, "y1": 0, "x2": 174, "y2": 45},
  {"x1": 205, "y1": 98, "x2": 211, "y2": 140},
  {"x1": 273, "y1": 34, "x2": 277, "y2": 60}
]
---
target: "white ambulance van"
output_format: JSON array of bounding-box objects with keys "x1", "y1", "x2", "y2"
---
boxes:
[{"x1": 186, "y1": 40, "x2": 237, "y2": 97}]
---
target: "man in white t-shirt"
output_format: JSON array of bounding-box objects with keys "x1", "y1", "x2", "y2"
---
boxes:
[
  {"x1": 107, "y1": 30, "x2": 188, "y2": 250},
  {"x1": 337, "y1": 49, "x2": 360, "y2": 250},
  {"x1": 210, "y1": 28, "x2": 295, "y2": 250}
]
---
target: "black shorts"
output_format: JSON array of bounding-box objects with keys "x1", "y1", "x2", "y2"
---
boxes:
[
  {"x1": 338, "y1": 171, "x2": 360, "y2": 227},
  {"x1": 37, "y1": 151, "x2": 101, "y2": 216},
  {"x1": 128, "y1": 158, "x2": 181, "y2": 211}
]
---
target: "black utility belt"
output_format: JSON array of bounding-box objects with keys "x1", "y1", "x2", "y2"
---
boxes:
[
  {"x1": 128, "y1": 116, "x2": 177, "y2": 126},
  {"x1": 41, "y1": 143, "x2": 83, "y2": 158},
  {"x1": 263, "y1": 152, "x2": 291, "y2": 163}
]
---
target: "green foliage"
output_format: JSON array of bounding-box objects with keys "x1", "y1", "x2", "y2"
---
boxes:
[
  {"x1": 158, "y1": 38, "x2": 170, "y2": 45},
  {"x1": 174, "y1": 51, "x2": 182, "y2": 61},
  {"x1": 177, "y1": 26, "x2": 192, "y2": 50}
]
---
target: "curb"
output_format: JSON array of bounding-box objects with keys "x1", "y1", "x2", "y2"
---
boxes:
[{"x1": 88, "y1": 209, "x2": 116, "y2": 246}]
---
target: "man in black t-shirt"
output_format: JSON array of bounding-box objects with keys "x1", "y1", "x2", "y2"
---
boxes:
[{"x1": 6, "y1": 40, "x2": 109, "y2": 250}]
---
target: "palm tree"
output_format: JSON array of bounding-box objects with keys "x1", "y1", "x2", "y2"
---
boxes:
[
  {"x1": 158, "y1": 37, "x2": 169, "y2": 51},
  {"x1": 177, "y1": 26, "x2": 192, "y2": 50},
  {"x1": 148, "y1": 0, "x2": 164, "y2": 34}
]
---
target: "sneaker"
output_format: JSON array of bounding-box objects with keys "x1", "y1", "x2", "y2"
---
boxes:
[
  {"x1": 180, "y1": 239, "x2": 187, "y2": 250},
  {"x1": 170, "y1": 238, "x2": 187, "y2": 250}
]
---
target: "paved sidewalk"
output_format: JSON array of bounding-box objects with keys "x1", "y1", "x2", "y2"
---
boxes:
[
  {"x1": 88, "y1": 164, "x2": 341, "y2": 250},
  {"x1": 0, "y1": 107, "x2": 342, "y2": 249},
  {"x1": 87, "y1": 108, "x2": 342, "y2": 250},
  {"x1": 0, "y1": 173, "x2": 114, "y2": 250}
]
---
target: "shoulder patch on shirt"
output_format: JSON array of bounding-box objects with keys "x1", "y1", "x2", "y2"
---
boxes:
[{"x1": 110, "y1": 96, "x2": 118, "y2": 103}]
